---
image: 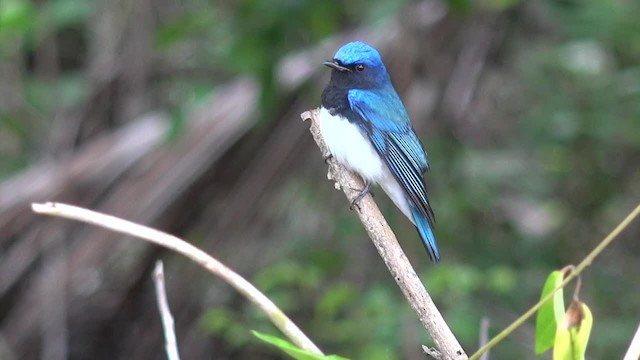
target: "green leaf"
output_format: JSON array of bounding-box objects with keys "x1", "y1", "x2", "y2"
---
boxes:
[
  {"x1": 252, "y1": 330, "x2": 349, "y2": 360},
  {"x1": 553, "y1": 302, "x2": 593, "y2": 360},
  {"x1": 535, "y1": 270, "x2": 565, "y2": 354}
]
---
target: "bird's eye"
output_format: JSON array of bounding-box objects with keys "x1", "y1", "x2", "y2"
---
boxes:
[{"x1": 355, "y1": 64, "x2": 365, "y2": 72}]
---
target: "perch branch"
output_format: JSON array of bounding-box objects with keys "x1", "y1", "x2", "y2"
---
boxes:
[
  {"x1": 302, "y1": 109, "x2": 467, "y2": 360},
  {"x1": 153, "y1": 261, "x2": 181, "y2": 360},
  {"x1": 31, "y1": 202, "x2": 323, "y2": 355}
]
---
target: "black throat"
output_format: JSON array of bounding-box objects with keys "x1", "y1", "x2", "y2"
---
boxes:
[{"x1": 321, "y1": 74, "x2": 351, "y2": 117}]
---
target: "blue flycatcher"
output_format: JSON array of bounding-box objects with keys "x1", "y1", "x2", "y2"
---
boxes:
[{"x1": 320, "y1": 41, "x2": 440, "y2": 262}]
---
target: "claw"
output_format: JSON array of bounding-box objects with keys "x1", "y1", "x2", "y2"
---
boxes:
[
  {"x1": 323, "y1": 154, "x2": 333, "y2": 164},
  {"x1": 349, "y1": 181, "x2": 372, "y2": 210}
]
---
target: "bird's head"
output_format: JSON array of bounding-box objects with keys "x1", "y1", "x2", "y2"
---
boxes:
[{"x1": 324, "y1": 41, "x2": 390, "y2": 90}]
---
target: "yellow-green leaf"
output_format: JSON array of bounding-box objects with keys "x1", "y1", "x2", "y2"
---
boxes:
[
  {"x1": 252, "y1": 330, "x2": 349, "y2": 360},
  {"x1": 553, "y1": 302, "x2": 593, "y2": 360},
  {"x1": 535, "y1": 270, "x2": 565, "y2": 354}
]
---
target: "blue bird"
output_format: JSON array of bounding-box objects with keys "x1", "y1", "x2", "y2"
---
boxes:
[{"x1": 320, "y1": 41, "x2": 440, "y2": 262}]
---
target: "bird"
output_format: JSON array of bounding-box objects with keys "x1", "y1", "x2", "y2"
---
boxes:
[{"x1": 319, "y1": 41, "x2": 440, "y2": 262}]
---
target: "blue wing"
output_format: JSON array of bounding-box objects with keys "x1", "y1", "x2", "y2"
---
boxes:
[{"x1": 348, "y1": 88, "x2": 440, "y2": 262}]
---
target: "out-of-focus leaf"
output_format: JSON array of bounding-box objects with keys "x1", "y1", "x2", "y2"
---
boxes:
[
  {"x1": 200, "y1": 308, "x2": 235, "y2": 334},
  {"x1": 316, "y1": 283, "x2": 356, "y2": 319},
  {"x1": 536, "y1": 270, "x2": 565, "y2": 354},
  {"x1": 481, "y1": 0, "x2": 520, "y2": 11},
  {"x1": 200, "y1": 308, "x2": 252, "y2": 348},
  {"x1": 553, "y1": 301, "x2": 593, "y2": 360},
  {"x1": 252, "y1": 331, "x2": 349, "y2": 360},
  {"x1": 422, "y1": 264, "x2": 481, "y2": 298},
  {"x1": 486, "y1": 266, "x2": 518, "y2": 294},
  {"x1": 155, "y1": 12, "x2": 216, "y2": 49},
  {"x1": 0, "y1": 0, "x2": 34, "y2": 32},
  {"x1": 254, "y1": 261, "x2": 321, "y2": 292},
  {"x1": 446, "y1": 0, "x2": 472, "y2": 12}
]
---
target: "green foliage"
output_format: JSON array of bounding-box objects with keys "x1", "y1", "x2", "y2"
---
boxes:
[
  {"x1": 200, "y1": 308, "x2": 253, "y2": 348},
  {"x1": 445, "y1": 0, "x2": 521, "y2": 12},
  {"x1": 153, "y1": 0, "x2": 407, "y2": 115},
  {"x1": 549, "y1": 0, "x2": 640, "y2": 63},
  {"x1": 425, "y1": 263, "x2": 519, "y2": 299},
  {"x1": 535, "y1": 270, "x2": 594, "y2": 359},
  {"x1": 0, "y1": 0, "x2": 34, "y2": 34},
  {"x1": 535, "y1": 270, "x2": 566, "y2": 354},
  {"x1": 252, "y1": 331, "x2": 349, "y2": 360},
  {"x1": 316, "y1": 284, "x2": 357, "y2": 320},
  {"x1": 423, "y1": 264, "x2": 519, "y2": 344},
  {"x1": 200, "y1": 252, "x2": 411, "y2": 359},
  {"x1": 446, "y1": 0, "x2": 473, "y2": 12}
]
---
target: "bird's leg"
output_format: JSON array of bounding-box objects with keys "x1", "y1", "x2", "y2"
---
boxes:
[
  {"x1": 323, "y1": 154, "x2": 333, "y2": 164},
  {"x1": 349, "y1": 181, "x2": 373, "y2": 210}
]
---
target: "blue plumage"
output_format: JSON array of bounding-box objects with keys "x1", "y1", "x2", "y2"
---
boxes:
[{"x1": 320, "y1": 41, "x2": 441, "y2": 262}]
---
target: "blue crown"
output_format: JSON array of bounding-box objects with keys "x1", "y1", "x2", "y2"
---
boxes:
[{"x1": 333, "y1": 41, "x2": 383, "y2": 67}]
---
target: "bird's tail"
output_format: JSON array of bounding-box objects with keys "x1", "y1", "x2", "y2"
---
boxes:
[{"x1": 410, "y1": 206, "x2": 441, "y2": 262}]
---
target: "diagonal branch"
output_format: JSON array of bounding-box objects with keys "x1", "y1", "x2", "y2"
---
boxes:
[
  {"x1": 31, "y1": 202, "x2": 323, "y2": 356},
  {"x1": 302, "y1": 109, "x2": 467, "y2": 360},
  {"x1": 469, "y1": 203, "x2": 640, "y2": 360}
]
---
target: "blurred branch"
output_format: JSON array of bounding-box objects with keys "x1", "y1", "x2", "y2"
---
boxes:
[
  {"x1": 442, "y1": 17, "x2": 496, "y2": 121},
  {"x1": 302, "y1": 109, "x2": 467, "y2": 360},
  {"x1": 0, "y1": 114, "x2": 168, "y2": 229},
  {"x1": 31, "y1": 202, "x2": 324, "y2": 356},
  {"x1": 153, "y1": 261, "x2": 180, "y2": 360},
  {"x1": 469, "y1": 203, "x2": 640, "y2": 360},
  {"x1": 478, "y1": 317, "x2": 490, "y2": 360}
]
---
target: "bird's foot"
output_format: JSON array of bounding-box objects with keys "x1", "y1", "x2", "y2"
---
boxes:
[
  {"x1": 349, "y1": 181, "x2": 373, "y2": 211},
  {"x1": 323, "y1": 154, "x2": 333, "y2": 164}
]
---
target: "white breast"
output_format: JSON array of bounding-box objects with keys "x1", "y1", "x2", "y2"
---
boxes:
[
  {"x1": 318, "y1": 107, "x2": 413, "y2": 223},
  {"x1": 318, "y1": 107, "x2": 386, "y2": 183}
]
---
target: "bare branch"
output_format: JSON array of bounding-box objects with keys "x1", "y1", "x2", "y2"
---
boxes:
[
  {"x1": 302, "y1": 109, "x2": 467, "y2": 360},
  {"x1": 153, "y1": 261, "x2": 180, "y2": 360},
  {"x1": 31, "y1": 202, "x2": 323, "y2": 356}
]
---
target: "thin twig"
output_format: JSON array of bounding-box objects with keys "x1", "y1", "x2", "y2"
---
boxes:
[
  {"x1": 302, "y1": 109, "x2": 467, "y2": 360},
  {"x1": 31, "y1": 202, "x2": 323, "y2": 355},
  {"x1": 478, "y1": 317, "x2": 490, "y2": 360},
  {"x1": 623, "y1": 322, "x2": 640, "y2": 360},
  {"x1": 153, "y1": 261, "x2": 181, "y2": 360},
  {"x1": 469, "y1": 203, "x2": 640, "y2": 360}
]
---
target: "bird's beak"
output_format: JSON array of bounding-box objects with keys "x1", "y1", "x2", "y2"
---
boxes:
[{"x1": 323, "y1": 60, "x2": 351, "y2": 72}]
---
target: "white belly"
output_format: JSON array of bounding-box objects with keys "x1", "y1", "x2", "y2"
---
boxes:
[
  {"x1": 318, "y1": 107, "x2": 413, "y2": 223},
  {"x1": 318, "y1": 107, "x2": 386, "y2": 183}
]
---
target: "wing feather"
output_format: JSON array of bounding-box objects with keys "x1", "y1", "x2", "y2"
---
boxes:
[{"x1": 348, "y1": 89, "x2": 435, "y2": 227}]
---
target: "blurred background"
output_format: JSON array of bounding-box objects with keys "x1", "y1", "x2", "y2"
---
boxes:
[{"x1": 1, "y1": 0, "x2": 639, "y2": 359}]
